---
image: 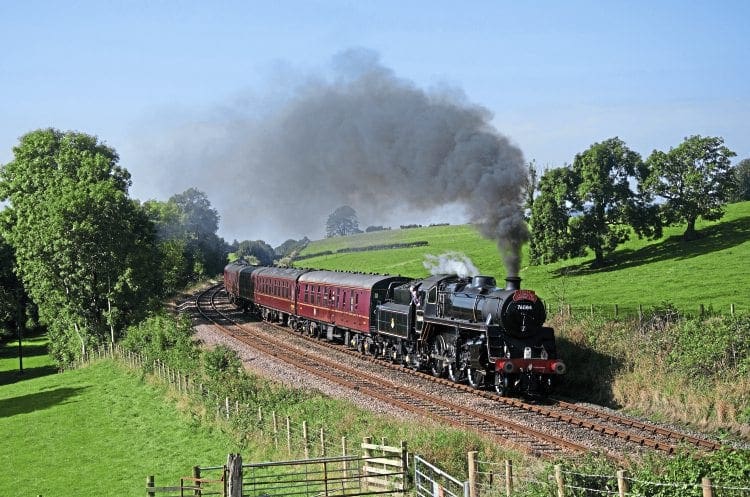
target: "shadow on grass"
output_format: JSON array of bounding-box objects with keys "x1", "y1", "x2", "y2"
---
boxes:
[
  {"x1": 553, "y1": 216, "x2": 750, "y2": 276},
  {"x1": 0, "y1": 364, "x2": 59, "y2": 386},
  {"x1": 0, "y1": 386, "x2": 88, "y2": 418},
  {"x1": 0, "y1": 342, "x2": 48, "y2": 360},
  {"x1": 556, "y1": 337, "x2": 624, "y2": 408}
]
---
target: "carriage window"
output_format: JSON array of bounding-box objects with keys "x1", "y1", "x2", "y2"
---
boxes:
[{"x1": 350, "y1": 294, "x2": 354, "y2": 312}]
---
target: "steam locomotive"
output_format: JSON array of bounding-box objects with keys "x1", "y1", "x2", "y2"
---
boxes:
[{"x1": 224, "y1": 262, "x2": 565, "y2": 396}]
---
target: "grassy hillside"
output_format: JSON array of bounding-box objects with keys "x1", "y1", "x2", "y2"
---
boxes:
[
  {"x1": 0, "y1": 337, "x2": 241, "y2": 497},
  {"x1": 296, "y1": 201, "x2": 750, "y2": 315}
]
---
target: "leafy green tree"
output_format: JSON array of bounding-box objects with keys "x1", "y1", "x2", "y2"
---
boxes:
[
  {"x1": 645, "y1": 135, "x2": 736, "y2": 240},
  {"x1": 169, "y1": 188, "x2": 227, "y2": 276},
  {"x1": 730, "y1": 158, "x2": 750, "y2": 202},
  {"x1": 325, "y1": 205, "x2": 360, "y2": 238},
  {"x1": 0, "y1": 232, "x2": 21, "y2": 341},
  {"x1": 0, "y1": 129, "x2": 161, "y2": 364},
  {"x1": 528, "y1": 166, "x2": 580, "y2": 265},
  {"x1": 236, "y1": 240, "x2": 275, "y2": 266},
  {"x1": 569, "y1": 137, "x2": 651, "y2": 266},
  {"x1": 144, "y1": 188, "x2": 228, "y2": 291}
]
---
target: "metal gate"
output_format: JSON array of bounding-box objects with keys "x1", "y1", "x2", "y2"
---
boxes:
[{"x1": 414, "y1": 456, "x2": 468, "y2": 497}]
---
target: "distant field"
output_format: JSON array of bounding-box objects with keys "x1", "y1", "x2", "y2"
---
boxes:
[
  {"x1": 0, "y1": 337, "x2": 240, "y2": 497},
  {"x1": 296, "y1": 201, "x2": 750, "y2": 315}
]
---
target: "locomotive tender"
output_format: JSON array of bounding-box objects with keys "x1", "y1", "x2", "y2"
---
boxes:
[{"x1": 224, "y1": 261, "x2": 565, "y2": 396}]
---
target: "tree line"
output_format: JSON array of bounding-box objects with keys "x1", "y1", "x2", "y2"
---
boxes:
[
  {"x1": 0, "y1": 129, "x2": 296, "y2": 365},
  {"x1": 1, "y1": 129, "x2": 747, "y2": 365},
  {"x1": 528, "y1": 135, "x2": 747, "y2": 266}
]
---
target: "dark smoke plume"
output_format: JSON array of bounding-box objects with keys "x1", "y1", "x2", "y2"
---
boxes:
[{"x1": 145, "y1": 49, "x2": 529, "y2": 274}]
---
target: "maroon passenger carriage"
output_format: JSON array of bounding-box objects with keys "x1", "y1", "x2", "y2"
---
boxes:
[
  {"x1": 223, "y1": 261, "x2": 409, "y2": 344},
  {"x1": 292, "y1": 270, "x2": 409, "y2": 346}
]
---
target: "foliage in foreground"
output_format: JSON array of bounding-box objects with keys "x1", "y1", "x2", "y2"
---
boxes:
[{"x1": 555, "y1": 310, "x2": 750, "y2": 434}]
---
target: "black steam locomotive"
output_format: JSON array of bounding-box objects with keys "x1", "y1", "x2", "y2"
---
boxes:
[
  {"x1": 373, "y1": 274, "x2": 565, "y2": 396},
  {"x1": 224, "y1": 262, "x2": 565, "y2": 396}
]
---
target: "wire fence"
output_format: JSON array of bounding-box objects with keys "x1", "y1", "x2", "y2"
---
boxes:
[{"x1": 546, "y1": 301, "x2": 747, "y2": 321}]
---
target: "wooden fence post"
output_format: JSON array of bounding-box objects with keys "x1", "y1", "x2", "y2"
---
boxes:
[
  {"x1": 320, "y1": 427, "x2": 326, "y2": 457},
  {"x1": 193, "y1": 466, "x2": 202, "y2": 497},
  {"x1": 272, "y1": 411, "x2": 278, "y2": 449},
  {"x1": 286, "y1": 417, "x2": 292, "y2": 455},
  {"x1": 700, "y1": 303, "x2": 705, "y2": 317},
  {"x1": 467, "y1": 451, "x2": 477, "y2": 497},
  {"x1": 342, "y1": 436, "x2": 349, "y2": 480},
  {"x1": 614, "y1": 304, "x2": 619, "y2": 318},
  {"x1": 702, "y1": 477, "x2": 714, "y2": 497},
  {"x1": 146, "y1": 475, "x2": 155, "y2": 497},
  {"x1": 617, "y1": 470, "x2": 628, "y2": 497},
  {"x1": 303, "y1": 421, "x2": 309, "y2": 459},
  {"x1": 225, "y1": 397, "x2": 230, "y2": 420},
  {"x1": 505, "y1": 460, "x2": 513, "y2": 497},
  {"x1": 638, "y1": 304, "x2": 643, "y2": 323},
  {"x1": 363, "y1": 436, "x2": 372, "y2": 492},
  {"x1": 731, "y1": 303, "x2": 735, "y2": 316},
  {"x1": 400, "y1": 440, "x2": 408, "y2": 481},
  {"x1": 227, "y1": 454, "x2": 243, "y2": 497},
  {"x1": 554, "y1": 465, "x2": 565, "y2": 497}
]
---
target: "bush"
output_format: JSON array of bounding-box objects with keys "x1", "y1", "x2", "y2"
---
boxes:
[
  {"x1": 668, "y1": 315, "x2": 750, "y2": 380},
  {"x1": 121, "y1": 313, "x2": 200, "y2": 374},
  {"x1": 203, "y1": 345, "x2": 242, "y2": 381}
]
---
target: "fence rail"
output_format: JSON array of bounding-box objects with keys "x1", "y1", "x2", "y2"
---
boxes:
[{"x1": 146, "y1": 439, "x2": 407, "y2": 497}]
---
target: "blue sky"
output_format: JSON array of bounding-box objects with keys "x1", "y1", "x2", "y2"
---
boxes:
[{"x1": 1, "y1": 1, "x2": 748, "y2": 243}]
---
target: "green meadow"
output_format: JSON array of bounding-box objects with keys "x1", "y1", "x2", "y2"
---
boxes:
[
  {"x1": 297, "y1": 201, "x2": 750, "y2": 316},
  {"x1": 0, "y1": 336, "x2": 241, "y2": 497}
]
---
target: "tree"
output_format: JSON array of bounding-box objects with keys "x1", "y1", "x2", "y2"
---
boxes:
[
  {"x1": 569, "y1": 137, "x2": 653, "y2": 266},
  {"x1": 645, "y1": 135, "x2": 736, "y2": 240},
  {"x1": 169, "y1": 188, "x2": 227, "y2": 276},
  {"x1": 528, "y1": 166, "x2": 580, "y2": 265},
  {"x1": 325, "y1": 205, "x2": 360, "y2": 238},
  {"x1": 236, "y1": 240, "x2": 275, "y2": 266},
  {"x1": 0, "y1": 129, "x2": 161, "y2": 364},
  {"x1": 0, "y1": 232, "x2": 21, "y2": 341},
  {"x1": 730, "y1": 158, "x2": 750, "y2": 202},
  {"x1": 144, "y1": 188, "x2": 228, "y2": 291}
]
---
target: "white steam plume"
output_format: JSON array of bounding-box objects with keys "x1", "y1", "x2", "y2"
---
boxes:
[{"x1": 423, "y1": 252, "x2": 479, "y2": 278}]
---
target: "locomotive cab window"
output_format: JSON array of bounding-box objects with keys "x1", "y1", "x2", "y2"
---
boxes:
[{"x1": 427, "y1": 287, "x2": 437, "y2": 304}]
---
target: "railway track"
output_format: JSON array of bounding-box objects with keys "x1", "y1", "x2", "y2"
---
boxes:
[{"x1": 193, "y1": 284, "x2": 726, "y2": 458}]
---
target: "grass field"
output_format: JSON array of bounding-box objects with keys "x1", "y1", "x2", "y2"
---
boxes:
[
  {"x1": 296, "y1": 201, "x2": 750, "y2": 315},
  {"x1": 0, "y1": 336, "x2": 240, "y2": 497}
]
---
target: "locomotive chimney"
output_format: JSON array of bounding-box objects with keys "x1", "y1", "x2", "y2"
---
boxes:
[{"x1": 504, "y1": 276, "x2": 521, "y2": 291}]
